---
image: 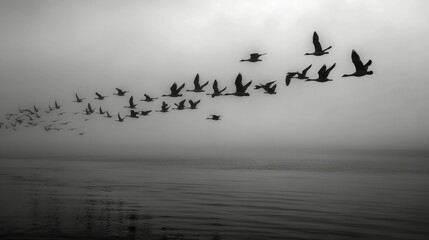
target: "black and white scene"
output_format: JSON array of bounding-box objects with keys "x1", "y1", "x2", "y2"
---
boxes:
[{"x1": 1, "y1": 0, "x2": 429, "y2": 239}]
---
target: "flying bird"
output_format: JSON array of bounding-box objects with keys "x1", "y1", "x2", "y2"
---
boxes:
[
  {"x1": 207, "y1": 115, "x2": 221, "y2": 120},
  {"x1": 305, "y1": 32, "x2": 332, "y2": 56},
  {"x1": 54, "y1": 101, "x2": 62, "y2": 110},
  {"x1": 207, "y1": 80, "x2": 227, "y2": 98},
  {"x1": 98, "y1": 107, "x2": 105, "y2": 115},
  {"x1": 156, "y1": 101, "x2": 170, "y2": 112},
  {"x1": 140, "y1": 110, "x2": 152, "y2": 116},
  {"x1": 188, "y1": 99, "x2": 201, "y2": 109},
  {"x1": 240, "y1": 53, "x2": 267, "y2": 62},
  {"x1": 306, "y1": 63, "x2": 336, "y2": 82},
  {"x1": 225, "y1": 73, "x2": 252, "y2": 96},
  {"x1": 95, "y1": 92, "x2": 107, "y2": 100},
  {"x1": 114, "y1": 88, "x2": 129, "y2": 96},
  {"x1": 162, "y1": 83, "x2": 186, "y2": 97},
  {"x1": 124, "y1": 96, "x2": 138, "y2": 109},
  {"x1": 187, "y1": 74, "x2": 209, "y2": 92},
  {"x1": 127, "y1": 110, "x2": 139, "y2": 118},
  {"x1": 140, "y1": 94, "x2": 158, "y2": 102},
  {"x1": 33, "y1": 105, "x2": 40, "y2": 113},
  {"x1": 342, "y1": 50, "x2": 373, "y2": 77},
  {"x1": 73, "y1": 93, "x2": 85, "y2": 103},
  {"x1": 173, "y1": 99, "x2": 186, "y2": 110},
  {"x1": 116, "y1": 113, "x2": 126, "y2": 122},
  {"x1": 105, "y1": 111, "x2": 112, "y2": 118},
  {"x1": 286, "y1": 64, "x2": 312, "y2": 86}
]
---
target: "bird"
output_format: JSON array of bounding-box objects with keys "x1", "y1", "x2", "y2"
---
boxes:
[
  {"x1": 207, "y1": 80, "x2": 227, "y2": 98},
  {"x1": 57, "y1": 112, "x2": 66, "y2": 116},
  {"x1": 33, "y1": 105, "x2": 40, "y2": 113},
  {"x1": 127, "y1": 110, "x2": 139, "y2": 118},
  {"x1": 188, "y1": 100, "x2": 201, "y2": 109},
  {"x1": 285, "y1": 72, "x2": 297, "y2": 86},
  {"x1": 116, "y1": 113, "x2": 126, "y2": 122},
  {"x1": 162, "y1": 83, "x2": 185, "y2": 97},
  {"x1": 140, "y1": 94, "x2": 158, "y2": 102},
  {"x1": 342, "y1": 50, "x2": 373, "y2": 77},
  {"x1": 306, "y1": 63, "x2": 336, "y2": 82},
  {"x1": 54, "y1": 101, "x2": 62, "y2": 110},
  {"x1": 60, "y1": 122, "x2": 70, "y2": 125},
  {"x1": 78, "y1": 132, "x2": 84, "y2": 136},
  {"x1": 156, "y1": 101, "x2": 170, "y2": 112},
  {"x1": 98, "y1": 107, "x2": 105, "y2": 115},
  {"x1": 114, "y1": 88, "x2": 129, "y2": 96},
  {"x1": 225, "y1": 73, "x2": 252, "y2": 96},
  {"x1": 264, "y1": 84, "x2": 277, "y2": 94},
  {"x1": 173, "y1": 99, "x2": 186, "y2": 110},
  {"x1": 73, "y1": 93, "x2": 85, "y2": 103},
  {"x1": 95, "y1": 92, "x2": 107, "y2": 100},
  {"x1": 207, "y1": 115, "x2": 221, "y2": 120},
  {"x1": 187, "y1": 74, "x2": 209, "y2": 92},
  {"x1": 140, "y1": 110, "x2": 152, "y2": 116},
  {"x1": 254, "y1": 81, "x2": 276, "y2": 90},
  {"x1": 69, "y1": 128, "x2": 76, "y2": 131},
  {"x1": 125, "y1": 96, "x2": 138, "y2": 109},
  {"x1": 105, "y1": 111, "x2": 112, "y2": 118},
  {"x1": 286, "y1": 64, "x2": 312, "y2": 86},
  {"x1": 240, "y1": 53, "x2": 267, "y2": 62},
  {"x1": 305, "y1": 32, "x2": 332, "y2": 56},
  {"x1": 86, "y1": 103, "x2": 95, "y2": 114}
]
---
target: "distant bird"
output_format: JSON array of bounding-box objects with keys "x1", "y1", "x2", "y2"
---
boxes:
[
  {"x1": 188, "y1": 99, "x2": 201, "y2": 109},
  {"x1": 57, "y1": 112, "x2": 66, "y2": 116},
  {"x1": 156, "y1": 101, "x2": 170, "y2": 112},
  {"x1": 105, "y1": 111, "x2": 112, "y2": 118},
  {"x1": 95, "y1": 92, "x2": 107, "y2": 100},
  {"x1": 254, "y1": 81, "x2": 276, "y2": 90},
  {"x1": 98, "y1": 107, "x2": 105, "y2": 115},
  {"x1": 240, "y1": 53, "x2": 267, "y2": 62},
  {"x1": 173, "y1": 99, "x2": 186, "y2": 110},
  {"x1": 225, "y1": 73, "x2": 252, "y2": 96},
  {"x1": 163, "y1": 83, "x2": 185, "y2": 97},
  {"x1": 78, "y1": 132, "x2": 84, "y2": 136},
  {"x1": 48, "y1": 105, "x2": 55, "y2": 112},
  {"x1": 127, "y1": 110, "x2": 139, "y2": 118},
  {"x1": 54, "y1": 101, "x2": 62, "y2": 110},
  {"x1": 125, "y1": 96, "x2": 138, "y2": 109},
  {"x1": 305, "y1": 32, "x2": 332, "y2": 56},
  {"x1": 207, "y1": 80, "x2": 227, "y2": 98},
  {"x1": 342, "y1": 50, "x2": 373, "y2": 77},
  {"x1": 141, "y1": 94, "x2": 158, "y2": 102},
  {"x1": 286, "y1": 64, "x2": 312, "y2": 86},
  {"x1": 87, "y1": 103, "x2": 95, "y2": 114},
  {"x1": 114, "y1": 88, "x2": 129, "y2": 96},
  {"x1": 33, "y1": 105, "x2": 40, "y2": 113},
  {"x1": 140, "y1": 110, "x2": 152, "y2": 116},
  {"x1": 306, "y1": 63, "x2": 336, "y2": 82},
  {"x1": 264, "y1": 84, "x2": 277, "y2": 94},
  {"x1": 73, "y1": 93, "x2": 85, "y2": 103},
  {"x1": 187, "y1": 74, "x2": 209, "y2": 92},
  {"x1": 69, "y1": 128, "x2": 76, "y2": 131},
  {"x1": 116, "y1": 113, "x2": 125, "y2": 122},
  {"x1": 5, "y1": 114, "x2": 17, "y2": 120},
  {"x1": 207, "y1": 115, "x2": 221, "y2": 120},
  {"x1": 60, "y1": 122, "x2": 70, "y2": 125}
]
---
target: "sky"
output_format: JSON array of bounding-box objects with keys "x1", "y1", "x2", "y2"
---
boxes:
[{"x1": 0, "y1": 0, "x2": 429, "y2": 158}]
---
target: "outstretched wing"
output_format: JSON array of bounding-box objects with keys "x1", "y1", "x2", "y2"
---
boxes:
[
  {"x1": 302, "y1": 64, "x2": 312, "y2": 76},
  {"x1": 213, "y1": 80, "x2": 219, "y2": 93},
  {"x1": 364, "y1": 60, "x2": 372, "y2": 70},
  {"x1": 193, "y1": 74, "x2": 200, "y2": 88},
  {"x1": 96, "y1": 92, "x2": 102, "y2": 98},
  {"x1": 285, "y1": 72, "x2": 296, "y2": 86},
  {"x1": 242, "y1": 80, "x2": 252, "y2": 91},
  {"x1": 129, "y1": 96, "x2": 134, "y2": 106},
  {"x1": 250, "y1": 53, "x2": 259, "y2": 59},
  {"x1": 235, "y1": 73, "x2": 243, "y2": 92},
  {"x1": 177, "y1": 83, "x2": 185, "y2": 92},
  {"x1": 312, "y1": 31, "x2": 322, "y2": 52},
  {"x1": 323, "y1": 63, "x2": 336, "y2": 78},
  {"x1": 170, "y1": 83, "x2": 177, "y2": 93},
  {"x1": 351, "y1": 50, "x2": 365, "y2": 72},
  {"x1": 317, "y1": 65, "x2": 327, "y2": 79}
]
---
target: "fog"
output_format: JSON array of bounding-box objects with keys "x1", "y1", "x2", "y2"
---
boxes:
[{"x1": 1, "y1": 0, "x2": 429, "y2": 158}]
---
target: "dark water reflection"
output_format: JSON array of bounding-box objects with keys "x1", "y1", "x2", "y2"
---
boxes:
[{"x1": 0, "y1": 156, "x2": 428, "y2": 239}]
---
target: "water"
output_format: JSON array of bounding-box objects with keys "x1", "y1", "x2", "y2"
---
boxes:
[{"x1": 0, "y1": 155, "x2": 428, "y2": 239}]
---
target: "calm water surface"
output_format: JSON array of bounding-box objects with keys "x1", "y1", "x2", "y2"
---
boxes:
[{"x1": 0, "y1": 155, "x2": 428, "y2": 239}]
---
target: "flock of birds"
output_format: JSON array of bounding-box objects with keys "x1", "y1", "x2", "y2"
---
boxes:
[{"x1": 0, "y1": 31, "x2": 373, "y2": 136}]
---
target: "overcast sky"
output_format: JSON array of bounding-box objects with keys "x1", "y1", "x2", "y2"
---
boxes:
[{"x1": 1, "y1": 0, "x2": 429, "y2": 158}]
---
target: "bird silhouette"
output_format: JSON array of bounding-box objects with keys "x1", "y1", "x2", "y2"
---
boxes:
[
  {"x1": 127, "y1": 110, "x2": 139, "y2": 118},
  {"x1": 342, "y1": 50, "x2": 373, "y2": 77},
  {"x1": 114, "y1": 88, "x2": 129, "y2": 96},
  {"x1": 173, "y1": 99, "x2": 187, "y2": 110},
  {"x1": 207, "y1": 115, "x2": 221, "y2": 120},
  {"x1": 188, "y1": 99, "x2": 201, "y2": 109},
  {"x1": 78, "y1": 132, "x2": 84, "y2": 136},
  {"x1": 105, "y1": 111, "x2": 113, "y2": 118},
  {"x1": 140, "y1": 94, "x2": 158, "y2": 102},
  {"x1": 140, "y1": 110, "x2": 152, "y2": 116},
  {"x1": 33, "y1": 105, "x2": 40, "y2": 113},
  {"x1": 225, "y1": 73, "x2": 252, "y2": 96},
  {"x1": 240, "y1": 53, "x2": 267, "y2": 62},
  {"x1": 305, "y1": 32, "x2": 332, "y2": 56},
  {"x1": 125, "y1": 96, "x2": 138, "y2": 109},
  {"x1": 286, "y1": 64, "x2": 312, "y2": 86},
  {"x1": 156, "y1": 101, "x2": 170, "y2": 112},
  {"x1": 254, "y1": 81, "x2": 276, "y2": 90},
  {"x1": 306, "y1": 63, "x2": 336, "y2": 82},
  {"x1": 116, "y1": 113, "x2": 126, "y2": 122},
  {"x1": 207, "y1": 80, "x2": 227, "y2": 98},
  {"x1": 73, "y1": 93, "x2": 85, "y2": 103},
  {"x1": 95, "y1": 92, "x2": 107, "y2": 100},
  {"x1": 86, "y1": 103, "x2": 95, "y2": 114},
  {"x1": 98, "y1": 107, "x2": 105, "y2": 115},
  {"x1": 54, "y1": 101, "x2": 62, "y2": 110},
  {"x1": 163, "y1": 83, "x2": 186, "y2": 97},
  {"x1": 187, "y1": 74, "x2": 209, "y2": 92}
]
